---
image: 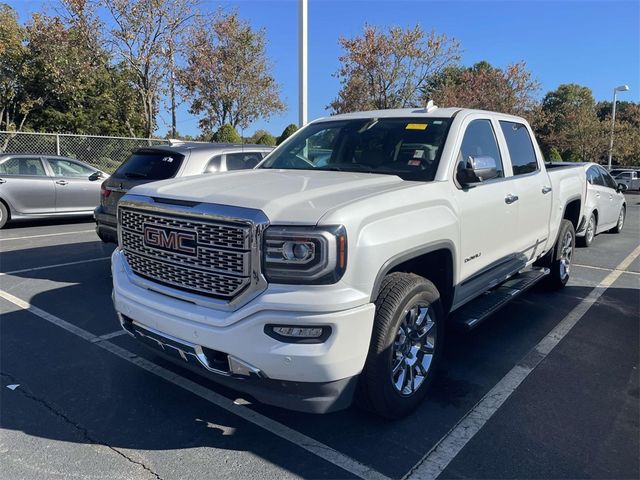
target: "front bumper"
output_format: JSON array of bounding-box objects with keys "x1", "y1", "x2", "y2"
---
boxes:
[{"x1": 111, "y1": 249, "x2": 375, "y2": 413}]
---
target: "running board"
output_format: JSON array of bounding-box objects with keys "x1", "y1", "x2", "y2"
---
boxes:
[{"x1": 451, "y1": 267, "x2": 550, "y2": 331}]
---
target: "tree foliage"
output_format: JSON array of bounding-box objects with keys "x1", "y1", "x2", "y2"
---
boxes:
[
  {"x1": 101, "y1": 0, "x2": 197, "y2": 138},
  {"x1": 329, "y1": 24, "x2": 460, "y2": 113},
  {"x1": 249, "y1": 129, "x2": 276, "y2": 145},
  {"x1": 276, "y1": 123, "x2": 298, "y2": 145},
  {"x1": 424, "y1": 61, "x2": 540, "y2": 115},
  {"x1": 211, "y1": 124, "x2": 241, "y2": 143},
  {"x1": 179, "y1": 10, "x2": 285, "y2": 132}
]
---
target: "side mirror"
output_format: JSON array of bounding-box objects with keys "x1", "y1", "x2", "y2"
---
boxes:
[
  {"x1": 617, "y1": 183, "x2": 628, "y2": 193},
  {"x1": 457, "y1": 155, "x2": 498, "y2": 187},
  {"x1": 89, "y1": 171, "x2": 103, "y2": 181}
]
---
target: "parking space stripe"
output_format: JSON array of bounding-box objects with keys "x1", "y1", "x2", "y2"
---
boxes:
[
  {"x1": 574, "y1": 263, "x2": 640, "y2": 276},
  {"x1": 0, "y1": 229, "x2": 95, "y2": 241},
  {"x1": 0, "y1": 289, "x2": 390, "y2": 480},
  {"x1": 404, "y1": 244, "x2": 640, "y2": 480},
  {"x1": 91, "y1": 330, "x2": 128, "y2": 342},
  {"x1": 0, "y1": 257, "x2": 112, "y2": 276}
]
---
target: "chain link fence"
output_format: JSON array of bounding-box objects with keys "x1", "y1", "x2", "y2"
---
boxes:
[{"x1": 0, "y1": 131, "x2": 169, "y2": 173}]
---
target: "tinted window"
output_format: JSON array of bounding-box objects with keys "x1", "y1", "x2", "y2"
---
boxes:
[
  {"x1": 47, "y1": 158, "x2": 95, "y2": 177},
  {"x1": 587, "y1": 166, "x2": 605, "y2": 186},
  {"x1": 499, "y1": 121, "x2": 538, "y2": 175},
  {"x1": 113, "y1": 149, "x2": 184, "y2": 180},
  {"x1": 598, "y1": 166, "x2": 618, "y2": 189},
  {"x1": 0, "y1": 157, "x2": 46, "y2": 176},
  {"x1": 260, "y1": 118, "x2": 451, "y2": 182},
  {"x1": 225, "y1": 151, "x2": 264, "y2": 170},
  {"x1": 457, "y1": 119, "x2": 503, "y2": 180}
]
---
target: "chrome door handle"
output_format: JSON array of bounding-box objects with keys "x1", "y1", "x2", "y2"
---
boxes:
[
  {"x1": 0, "y1": 178, "x2": 5, "y2": 184},
  {"x1": 595, "y1": 192, "x2": 600, "y2": 198},
  {"x1": 505, "y1": 194, "x2": 519, "y2": 204},
  {"x1": 55, "y1": 180, "x2": 68, "y2": 186},
  {"x1": 542, "y1": 186, "x2": 552, "y2": 194}
]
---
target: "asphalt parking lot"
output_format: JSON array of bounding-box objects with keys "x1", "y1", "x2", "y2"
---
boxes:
[{"x1": 1, "y1": 195, "x2": 639, "y2": 480}]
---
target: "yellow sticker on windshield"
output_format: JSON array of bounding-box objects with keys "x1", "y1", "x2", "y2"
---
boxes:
[{"x1": 406, "y1": 123, "x2": 428, "y2": 130}]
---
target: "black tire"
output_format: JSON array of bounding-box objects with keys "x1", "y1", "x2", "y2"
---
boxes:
[
  {"x1": 610, "y1": 206, "x2": 625, "y2": 233},
  {"x1": 577, "y1": 213, "x2": 595, "y2": 247},
  {"x1": 0, "y1": 201, "x2": 8, "y2": 229},
  {"x1": 357, "y1": 272, "x2": 445, "y2": 419},
  {"x1": 546, "y1": 219, "x2": 575, "y2": 290}
]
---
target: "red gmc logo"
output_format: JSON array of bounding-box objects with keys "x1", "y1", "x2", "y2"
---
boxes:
[{"x1": 143, "y1": 224, "x2": 197, "y2": 256}]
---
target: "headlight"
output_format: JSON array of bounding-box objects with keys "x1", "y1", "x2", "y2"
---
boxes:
[{"x1": 263, "y1": 225, "x2": 347, "y2": 284}]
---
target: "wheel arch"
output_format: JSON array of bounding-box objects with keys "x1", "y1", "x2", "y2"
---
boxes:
[{"x1": 371, "y1": 242, "x2": 456, "y2": 315}]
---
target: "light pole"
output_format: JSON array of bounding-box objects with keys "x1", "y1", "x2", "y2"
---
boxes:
[
  {"x1": 298, "y1": 0, "x2": 308, "y2": 127},
  {"x1": 607, "y1": 84, "x2": 629, "y2": 170}
]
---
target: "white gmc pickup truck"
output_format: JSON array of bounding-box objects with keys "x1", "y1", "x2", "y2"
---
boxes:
[{"x1": 112, "y1": 107, "x2": 586, "y2": 418}]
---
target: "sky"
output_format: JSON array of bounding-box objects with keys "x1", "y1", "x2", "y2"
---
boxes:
[{"x1": 9, "y1": 0, "x2": 640, "y2": 138}]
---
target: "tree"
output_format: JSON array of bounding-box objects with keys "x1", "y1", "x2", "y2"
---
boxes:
[
  {"x1": 539, "y1": 84, "x2": 607, "y2": 162},
  {"x1": 102, "y1": 0, "x2": 197, "y2": 137},
  {"x1": 329, "y1": 24, "x2": 460, "y2": 113},
  {"x1": 277, "y1": 123, "x2": 298, "y2": 145},
  {"x1": 424, "y1": 61, "x2": 540, "y2": 115},
  {"x1": 597, "y1": 101, "x2": 640, "y2": 166},
  {"x1": 179, "y1": 10, "x2": 284, "y2": 133},
  {"x1": 0, "y1": 4, "x2": 38, "y2": 132},
  {"x1": 249, "y1": 129, "x2": 275, "y2": 145},
  {"x1": 212, "y1": 124, "x2": 241, "y2": 143}
]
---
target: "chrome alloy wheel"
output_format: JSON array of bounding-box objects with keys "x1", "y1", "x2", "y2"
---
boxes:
[
  {"x1": 559, "y1": 229, "x2": 574, "y2": 281},
  {"x1": 586, "y1": 216, "x2": 595, "y2": 244},
  {"x1": 390, "y1": 303, "x2": 436, "y2": 397},
  {"x1": 617, "y1": 209, "x2": 625, "y2": 230}
]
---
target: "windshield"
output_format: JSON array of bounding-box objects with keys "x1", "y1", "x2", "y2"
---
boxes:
[
  {"x1": 113, "y1": 149, "x2": 185, "y2": 180},
  {"x1": 260, "y1": 117, "x2": 451, "y2": 181}
]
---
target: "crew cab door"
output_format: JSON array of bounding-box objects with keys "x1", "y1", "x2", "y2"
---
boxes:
[
  {"x1": 451, "y1": 117, "x2": 520, "y2": 307},
  {"x1": 496, "y1": 120, "x2": 552, "y2": 259}
]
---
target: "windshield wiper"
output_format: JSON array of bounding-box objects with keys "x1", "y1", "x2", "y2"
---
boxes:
[{"x1": 123, "y1": 172, "x2": 147, "y2": 178}]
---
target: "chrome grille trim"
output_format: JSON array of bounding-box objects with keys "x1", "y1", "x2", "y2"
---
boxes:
[{"x1": 118, "y1": 194, "x2": 269, "y2": 311}]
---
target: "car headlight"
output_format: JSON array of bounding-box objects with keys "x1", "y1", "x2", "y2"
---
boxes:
[{"x1": 263, "y1": 225, "x2": 347, "y2": 284}]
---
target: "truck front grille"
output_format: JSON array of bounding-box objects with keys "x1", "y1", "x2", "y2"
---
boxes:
[{"x1": 119, "y1": 207, "x2": 253, "y2": 300}]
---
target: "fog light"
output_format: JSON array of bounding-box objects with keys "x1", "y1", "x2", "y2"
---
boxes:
[{"x1": 265, "y1": 325, "x2": 331, "y2": 344}]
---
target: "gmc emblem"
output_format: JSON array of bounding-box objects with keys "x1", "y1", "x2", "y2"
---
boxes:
[{"x1": 143, "y1": 224, "x2": 198, "y2": 256}]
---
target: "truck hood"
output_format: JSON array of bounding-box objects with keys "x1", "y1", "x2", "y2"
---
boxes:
[{"x1": 129, "y1": 169, "x2": 407, "y2": 224}]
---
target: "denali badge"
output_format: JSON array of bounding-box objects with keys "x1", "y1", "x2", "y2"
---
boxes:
[{"x1": 143, "y1": 224, "x2": 197, "y2": 256}]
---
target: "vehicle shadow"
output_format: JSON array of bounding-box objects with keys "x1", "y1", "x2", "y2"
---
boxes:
[
  {"x1": 2, "y1": 215, "x2": 94, "y2": 230},
  {"x1": 3, "y1": 239, "x2": 631, "y2": 477}
]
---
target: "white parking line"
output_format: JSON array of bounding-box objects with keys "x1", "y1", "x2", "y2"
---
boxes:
[
  {"x1": 91, "y1": 330, "x2": 128, "y2": 342},
  {"x1": 405, "y1": 244, "x2": 640, "y2": 480},
  {"x1": 0, "y1": 229, "x2": 95, "y2": 241},
  {"x1": 0, "y1": 289, "x2": 390, "y2": 480},
  {"x1": 1, "y1": 257, "x2": 112, "y2": 276},
  {"x1": 574, "y1": 263, "x2": 640, "y2": 276}
]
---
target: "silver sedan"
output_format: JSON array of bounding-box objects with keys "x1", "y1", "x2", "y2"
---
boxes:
[{"x1": 0, "y1": 154, "x2": 107, "y2": 228}]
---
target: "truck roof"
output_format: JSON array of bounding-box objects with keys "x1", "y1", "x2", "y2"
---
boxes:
[{"x1": 315, "y1": 107, "x2": 527, "y2": 123}]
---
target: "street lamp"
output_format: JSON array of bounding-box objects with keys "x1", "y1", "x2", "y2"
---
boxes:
[{"x1": 607, "y1": 84, "x2": 630, "y2": 170}]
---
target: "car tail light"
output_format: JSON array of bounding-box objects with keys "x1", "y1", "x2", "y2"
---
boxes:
[{"x1": 101, "y1": 182, "x2": 111, "y2": 199}]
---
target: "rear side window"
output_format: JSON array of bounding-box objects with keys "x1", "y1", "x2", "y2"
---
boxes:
[
  {"x1": 499, "y1": 121, "x2": 538, "y2": 175},
  {"x1": 587, "y1": 166, "x2": 605, "y2": 186},
  {"x1": 113, "y1": 150, "x2": 184, "y2": 180},
  {"x1": 0, "y1": 157, "x2": 47, "y2": 176},
  {"x1": 225, "y1": 151, "x2": 264, "y2": 170}
]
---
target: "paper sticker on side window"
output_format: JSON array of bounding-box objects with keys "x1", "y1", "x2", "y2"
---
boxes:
[{"x1": 162, "y1": 157, "x2": 174, "y2": 163}]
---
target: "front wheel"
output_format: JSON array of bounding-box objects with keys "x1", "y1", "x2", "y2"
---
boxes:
[
  {"x1": 546, "y1": 219, "x2": 575, "y2": 289},
  {"x1": 0, "y1": 202, "x2": 8, "y2": 229},
  {"x1": 357, "y1": 272, "x2": 444, "y2": 419}
]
